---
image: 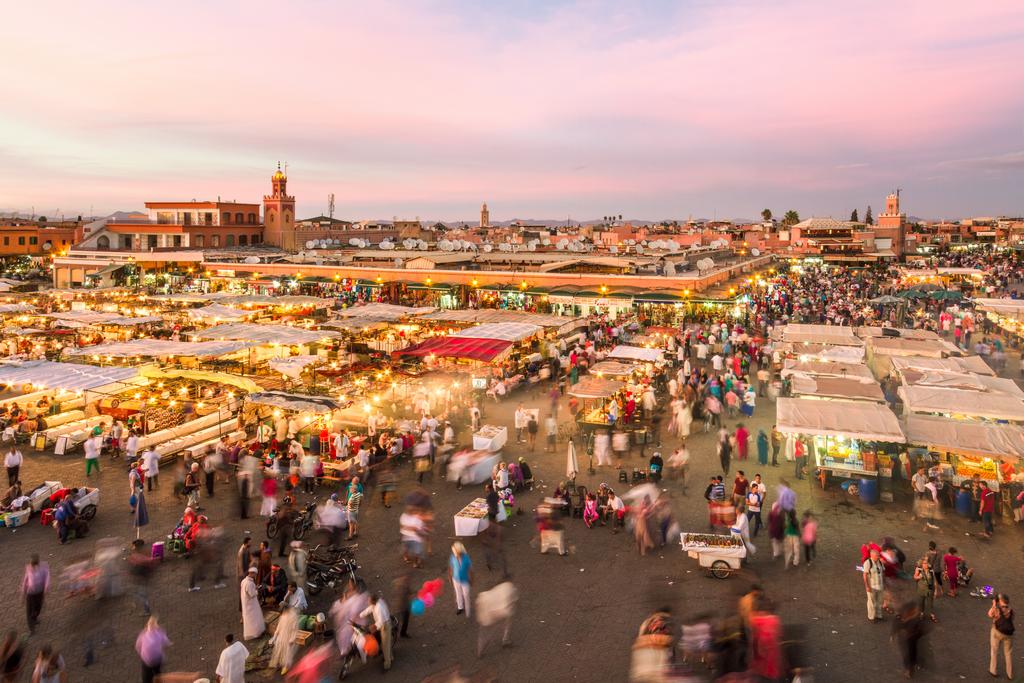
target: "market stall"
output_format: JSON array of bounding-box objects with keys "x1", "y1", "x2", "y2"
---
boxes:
[
  {"x1": 898, "y1": 385, "x2": 1024, "y2": 423},
  {"x1": 453, "y1": 498, "x2": 502, "y2": 536},
  {"x1": 776, "y1": 397, "x2": 905, "y2": 498},
  {"x1": 472, "y1": 424, "x2": 507, "y2": 452},
  {"x1": 606, "y1": 345, "x2": 664, "y2": 364}
]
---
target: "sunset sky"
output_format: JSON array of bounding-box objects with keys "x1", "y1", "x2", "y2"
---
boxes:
[{"x1": 2, "y1": 0, "x2": 1022, "y2": 222}]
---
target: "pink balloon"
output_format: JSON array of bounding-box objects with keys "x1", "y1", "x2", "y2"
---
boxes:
[{"x1": 422, "y1": 592, "x2": 435, "y2": 608}]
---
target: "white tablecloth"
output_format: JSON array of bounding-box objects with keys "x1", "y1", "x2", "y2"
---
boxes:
[
  {"x1": 473, "y1": 425, "x2": 507, "y2": 452},
  {"x1": 454, "y1": 514, "x2": 490, "y2": 536}
]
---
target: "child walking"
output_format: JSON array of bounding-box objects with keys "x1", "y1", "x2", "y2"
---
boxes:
[{"x1": 801, "y1": 511, "x2": 818, "y2": 566}]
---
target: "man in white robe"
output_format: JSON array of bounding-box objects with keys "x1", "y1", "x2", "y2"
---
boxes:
[
  {"x1": 215, "y1": 633, "x2": 249, "y2": 683},
  {"x1": 240, "y1": 567, "x2": 265, "y2": 640}
]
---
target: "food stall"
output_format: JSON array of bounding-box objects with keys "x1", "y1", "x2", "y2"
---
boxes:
[
  {"x1": 775, "y1": 397, "x2": 906, "y2": 501},
  {"x1": 472, "y1": 425, "x2": 507, "y2": 452},
  {"x1": 903, "y1": 414, "x2": 1024, "y2": 505},
  {"x1": 453, "y1": 497, "x2": 502, "y2": 536},
  {"x1": 680, "y1": 533, "x2": 747, "y2": 579},
  {"x1": 898, "y1": 385, "x2": 1024, "y2": 425}
]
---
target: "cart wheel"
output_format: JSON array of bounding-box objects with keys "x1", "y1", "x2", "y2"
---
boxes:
[
  {"x1": 266, "y1": 519, "x2": 279, "y2": 539},
  {"x1": 80, "y1": 505, "x2": 97, "y2": 521},
  {"x1": 710, "y1": 560, "x2": 731, "y2": 579}
]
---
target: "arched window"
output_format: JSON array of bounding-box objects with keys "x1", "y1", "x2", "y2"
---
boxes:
[
  {"x1": 194, "y1": 235, "x2": 205, "y2": 248},
  {"x1": 222, "y1": 212, "x2": 231, "y2": 224},
  {"x1": 234, "y1": 212, "x2": 244, "y2": 224},
  {"x1": 248, "y1": 213, "x2": 256, "y2": 224},
  {"x1": 225, "y1": 234, "x2": 236, "y2": 247},
  {"x1": 211, "y1": 235, "x2": 220, "y2": 247},
  {"x1": 96, "y1": 235, "x2": 110, "y2": 249},
  {"x1": 238, "y1": 235, "x2": 248, "y2": 246}
]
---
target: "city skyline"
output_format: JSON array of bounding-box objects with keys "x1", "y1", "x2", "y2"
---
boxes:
[{"x1": 1, "y1": 0, "x2": 1022, "y2": 221}]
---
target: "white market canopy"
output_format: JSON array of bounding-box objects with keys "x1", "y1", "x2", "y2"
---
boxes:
[
  {"x1": 855, "y1": 327, "x2": 941, "y2": 341},
  {"x1": 780, "y1": 359, "x2": 875, "y2": 381},
  {"x1": 867, "y1": 336, "x2": 962, "y2": 359},
  {"x1": 450, "y1": 322, "x2": 543, "y2": 342},
  {"x1": 42, "y1": 311, "x2": 129, "y2": 325},
  {"x1": 590, "y1": 360, "x2": 643, "y2": 378},
  {"x1": 216, "y1": 294, "x2": 333, "y2": 309},
  {"x1": 567, "y1": 376, "x2": 623, "y2": 399},
  {"x1": 245, "y1": 391, "x2": 343, "y2": 414},
  {"x1": 0, "y1": 360, "x2": 140, "y2": 393},
  {"x1": 776, "y1": 397, "x2": 905, "y2": 443},
  {"x1": 903, "y1": 414, "x2": 1024, "y2": 461},
  {"x1": 898, "y1": 384, "x2": 1024, "y2": 422},
  {"x1": 66, "y1": 339, "x2": 255, "y2": 359},
  {"x1": 187, "y1": 304, "x2": 255, "y2": 322},
  {"x1": 418, "y1": 308, "x2": 586, "y2": 332},
  {"x1": 0, "y1": 303, "x2": 36, "y2": 314},
  {"x1": 899, "y1": 369, "x2": 1024, "y2": 397},
  {"x1": 268, "y1": 355, "x2": 320, "y2": 379},
  {"x1": 191, "y1": 323, "x2": 341, "y2": 345},
  {"x1": 888, "y1": 355, "x2": 995, "y2": 377},
  {"x1": 777, "y1": 342, "x2": 866, "y2": 363},
  {"x1": 790, "y1": 376, "x2": 886, "y2": 403},
  {"x1": 777, "y1": 323, "x2": 863, "y2": 347},
  {"x1": 334, "y1": 303, "x2": 435, "y2": 320},
  {"x1": 607, "y1": 345, "x2": 664, "y2": 363}
]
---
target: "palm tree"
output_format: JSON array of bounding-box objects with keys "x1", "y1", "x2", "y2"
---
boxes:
[
  {"x1": 782, "y1": 210, "x2": 800, "y2": 227},
  {"x1": 761, "y1": 209, "x2": 772, "y2": 222}
]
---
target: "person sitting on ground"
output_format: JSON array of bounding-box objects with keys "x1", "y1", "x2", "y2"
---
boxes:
[{"x1": 260, "y1": 564, "x2": 288, "y2": 606}]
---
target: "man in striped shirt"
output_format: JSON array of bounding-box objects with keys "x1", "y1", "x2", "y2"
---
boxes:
[{"x1": 347, "y1": 488, "x2": 363, "y2": 540}]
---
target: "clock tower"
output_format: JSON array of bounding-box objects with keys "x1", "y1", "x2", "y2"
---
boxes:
[{"x1": 263, "y1": 162, "x2": 296, "y2": 250}]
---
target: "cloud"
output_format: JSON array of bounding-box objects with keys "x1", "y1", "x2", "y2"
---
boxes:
[{"x1": 936, "y1": 151, "x2": 1024, "y2": 171}]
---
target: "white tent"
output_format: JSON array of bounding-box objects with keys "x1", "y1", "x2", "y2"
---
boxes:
[
  {"x1": 268, "y1": 355, "x2": 320, "y2": 379},
  {"x1": 217, "y1": 294, "x2": 333, "y2": 309},
  {"x1": 898, "y1": 385, "x2": 1024, "y2": 422},
  {"x1": 903, "y1": 414, "x2": 1024, "y2": 461},
  {"x1": 0, "y1": 303, "x2": 36, "y2": 314},
  {"x1": 187, "y1": 304, "x2": 254, "y2": 322},
  {"x1": 450, "y1": 322, "x2": 542, "y2": 342},
  {"x1": 868, "y1": 336, "x2": 961, "y2": 359},
  {"x1": 607, "y1": 345, "x2": 664, "y2": 363},
  {"x1": 775, "y1": 397, "x2": 905, "y2": 442},
  {"x1": 66, "y1": 339, "x2": 255, "y2": 359},
  {"x1": 0, "y1": 360, "x2": 140, "y2": 393},
  {"x1": 190, "y1": 323, "x2": 341, "y2": 345},
  {"x1": 778, "y1": 323, "x2": 863, "y2": 347},
  {"x1": 333, "y1": 303, "x2": 435, "y2": 320},
  {"x1": 888, "y1": 355, "x2": 995, "y2": 377},
  {"x1": 790, "y1": 376, "x2": 886, "y2": 402},
  {"x1": 42, "y1": 311, "x2": 128, "y2": 325},
  {"x1": 245, "y1": 391, "x2": 343, "y2": 414},
  {"x1": 780, "y1": 360, "x2": 874, "y2": 381}
]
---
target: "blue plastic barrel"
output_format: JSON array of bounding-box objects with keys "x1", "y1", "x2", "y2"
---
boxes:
[
  {"x1": 858, "y1": 477, "x2": 879, "y2": 504},
  {"x1": 955, "y1": 489, "x2": 972, "y2": 517}
]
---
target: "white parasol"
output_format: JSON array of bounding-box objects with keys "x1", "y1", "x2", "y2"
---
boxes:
[{"x1": 566, "y1": 438, "x2": 579, "y2": 481}]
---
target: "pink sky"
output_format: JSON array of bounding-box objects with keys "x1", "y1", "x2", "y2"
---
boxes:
[{"x1": 1, "y1": 0, "x2": 1022, "y2": 221}]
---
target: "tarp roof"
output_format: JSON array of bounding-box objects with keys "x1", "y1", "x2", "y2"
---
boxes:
[
  {"x1": 66, "y1": 339, "x2": 255, "y2": 359},
  {"x1": 781, "y1": 359, "x2": 875, "y2": 381},
  {"x1": 320, "y1": 318, "x2": 390, "y2": 332},
  {"x1": 868, "y1": 336, "x2": 962, "y2": 358},
  {"x1": 187, "y1": 304, "x2": 254, "y2": 322},
  {"x1": 777, "y1": 343, "x2": 866, "y2": 363},
  {"x1": 450, "y1": 322, "x2": 542, "y2": 342},
  {"x1": 417, "y1": 309, "x2": 585, "y2": 331},
  {"x1": 245, "y1": 391, "x2": 343, "y2": 414},
  {"x1": 42, "y1": 311, "x2": 127, "y2": 324},
  {"x1": 568, "y1": 376, "x2": 623, "y2": 399},
  {"x1": 776, "y1": 397, "x2": 905, "y2": 442},
  {"x1": 216, "y1": 294, "x2": 333, "y2": 309},
  {"x1": 790, "y1": 375, "x2": 886, "y2": 402},
  {"x1": 888, "y1": 355, "x2": 995, "y2": 377},
  {"x1": 903, "y1": 414, "x2": 1024, "y2": 460},
  {"x1": 0, "y1": 303, "x2": 36, "y2": 314},
  {"x1": 191, "y1": 323, "x2": 341, "y2": 345},
  {"x1": 0, "y1": 360, "x2": 140, "y2": 392},
  {"x1": 590, "y1": 360, "x2": 643, "y2": 377},
  {"x1": 394, "y1": 336, "x2": 513, "y2": 362},
  {"x1": 898, "y1": 384, "x2": 1024, "y2": 422},
  {"x1": 333, "y1": 303, "x2": 435, "y2": 320},
  {"x1": 855, "y1": 327, "x2": 941, "y2": 341},
  {"x1": 607, "y1": 345, "x2": 664, "y2": 363},
  {"x1": 268, "y1": 355, "x2": 319, "y2": 379},
  {"x1": 777, "y1": 323, "x2": 863, "y2": 347},
  {"x1": 899, "y1": 369, "x2": 1024, "y2": 397}
]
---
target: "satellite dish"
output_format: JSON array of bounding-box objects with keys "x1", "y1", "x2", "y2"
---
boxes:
[
  {"x1": 403, "y1": 239, "x2": 416, "y2": 249},
  {"x1": 640, "y1": 241, "x2": 648, "y2": 246},
  {"x1": 305, "y1": 240, "x2": 316, "y2": 249},
  {"x1": 438, "y1": 240, "x2": 451, "y2": 251},
  {"x1": 635, "y1": 245, "x2": 644, "y2": 255},
  {"x1": 483, "y1": 244, "x2": 493, "y2": 253},
  {"x1": 43, "y1": 242, "x2": 52, "y2": 251},
  {"x1": 332, "y1": 239, "x2": 341, "y2": 246},
  {"x1": 394, "y1": 258, "x2": 404, "y2": 268},
  {"x1": 380, "y1": 241, "x2": 394, "y2": 250},
  {"x1": 527, "y1": 242, "x2": 537, "y2": 252},
  {"x1": 666, "y1": 240, "x2": 680, "y2": 252},
  {"x1": 417, "y1": 241, "x2": 428, "y2": 251},
  {"x1": 751, "y1": 248, "x2": 761, "y2": 256},
  {"x1": 348, "y1": 238, "x2": 360, "y2": 246},
  {"x1": 542, "y1": 238, "x2": 551, "y2": 246},
  {"x1": 244, "y1": 256, "x2": 260, "y2": 265},
  {"x1": 609, "y1": 245, "x2": 619, "y2": 254}
]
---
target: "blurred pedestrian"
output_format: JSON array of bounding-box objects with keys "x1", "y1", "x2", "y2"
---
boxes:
[
  {"x1": 21, "y1": 555, "x2": 49, "y2": 634},
  {"x1": 134, "y1": 616, "x2": 171, "y2": 683},
  {"x1": 476, "y1": 581, "x2": 518, "y2": 657}
]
